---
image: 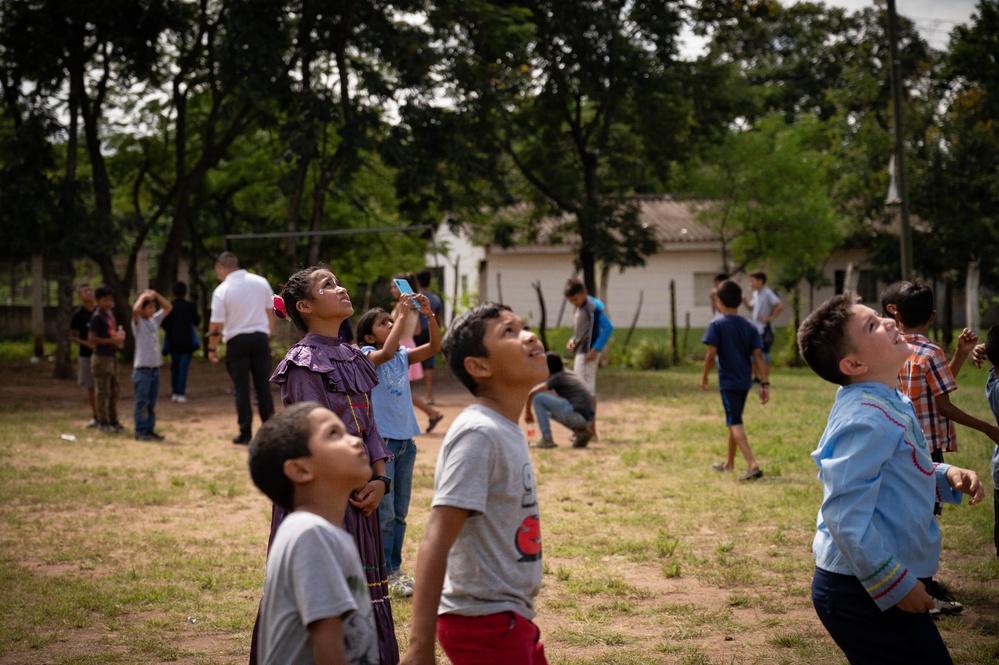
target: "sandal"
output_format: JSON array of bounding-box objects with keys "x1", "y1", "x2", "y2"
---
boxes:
[{"x1": 426, "y1": 413, "x2": 444, "y2": 433}]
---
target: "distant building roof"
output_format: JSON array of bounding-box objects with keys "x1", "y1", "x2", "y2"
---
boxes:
[{"x1": 457, "y1": 194, "x2": 721, "y2": 250}]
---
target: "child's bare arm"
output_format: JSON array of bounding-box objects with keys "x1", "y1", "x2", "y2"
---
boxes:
[
  {"x1": 366, "y1": 298, "x2": 413, "y2": 366},
  {"x1": 308, "y1": 616, "x2": 347, "y2": 665},
  {"x1": 409, "y1": 295, "x2": 441, "y2": 364},
  {"x1": 700, "y1": 347, "x2": 717, "y2": 390},
  {"x1": 949, "y1": 329, "x2": 978, "y2": 378},
  {"x1": 401, "y1": 506, "x2": 469, "y2": 665},
  {"x1": 933, "y1": 392, "x2": 999, "y2": 444}
]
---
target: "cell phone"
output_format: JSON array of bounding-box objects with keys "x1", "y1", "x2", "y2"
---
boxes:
[{"x1": 393, "y1": 279, "x2": 419, "y2": 308}]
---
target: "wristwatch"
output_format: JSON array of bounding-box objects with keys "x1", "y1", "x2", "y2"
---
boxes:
[{"x1": 374, "y1": 475, "x2": 392, "y2": 493}]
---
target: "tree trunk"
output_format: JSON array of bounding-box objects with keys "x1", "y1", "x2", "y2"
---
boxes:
[{"x1": 52, "y1": 268, "x2": 75, "y2": 379}]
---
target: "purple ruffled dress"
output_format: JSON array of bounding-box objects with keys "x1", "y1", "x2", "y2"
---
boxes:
[{"x1": 249, "y1": 332, "x2": 399, "y2": 665}]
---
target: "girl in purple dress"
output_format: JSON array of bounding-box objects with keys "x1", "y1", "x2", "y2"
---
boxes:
[{"x1": 249, "y1": 266, "x2": 399, "y2": 665}]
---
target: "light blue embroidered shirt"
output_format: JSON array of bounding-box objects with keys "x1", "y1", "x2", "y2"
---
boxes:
[{"x1": 812, "y1": 381, "x2": 962, "y2": 611}]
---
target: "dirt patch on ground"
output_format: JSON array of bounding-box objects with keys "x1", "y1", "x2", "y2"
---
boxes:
[{"x1": 1, "y1": 358, "x2": 996, "y2": 664}]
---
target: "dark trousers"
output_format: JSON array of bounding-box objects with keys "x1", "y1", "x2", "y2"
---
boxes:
[
  {"x1": 811, "y1": 568, "x2": 952, "y2": 665},
  {"x1": 225, "y1": 332, "x2": 274, "y2": 437}
]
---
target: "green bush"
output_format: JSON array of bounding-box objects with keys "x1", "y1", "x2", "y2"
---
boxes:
[{"x1": 630, "y1": 339, "x2": 671, "y2": 370}]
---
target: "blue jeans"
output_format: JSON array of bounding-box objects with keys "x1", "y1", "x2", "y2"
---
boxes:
[
  {"x1": 379, "y1": 438, "x2": 416, "y2": 574},
  {"x1": 132, "y1": 368, "x2": 159, "y2": 435},
  {"x1": 811, "y1": 568, "x2": 952, "y2": 664},
  {"x1": 532, "y1": 392, "x2": 590, "y2": 441},
  {"x1": 170, "y1": 352, "x2": 192, "y2": 397}
]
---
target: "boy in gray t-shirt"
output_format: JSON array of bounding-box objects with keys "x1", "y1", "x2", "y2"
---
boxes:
[
  {"x1": 401, "y1": 303, "x2": 550, "y2": 665},
  {"x1": 248, "y1": 402, "x2": 379, "y2": 665}
]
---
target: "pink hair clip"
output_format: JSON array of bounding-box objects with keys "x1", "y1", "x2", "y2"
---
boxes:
[{"x1": 273, "y1": 294, "x2": 288, "y2": 319}]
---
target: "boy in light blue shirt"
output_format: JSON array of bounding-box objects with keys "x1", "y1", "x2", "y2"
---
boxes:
[{"x1": 797, "y1": 294, "x2": 983, "y2": 665}]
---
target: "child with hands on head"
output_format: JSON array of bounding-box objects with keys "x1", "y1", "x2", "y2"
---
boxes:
[
  {"x1": 248, "y1": 402, "x2": 380, "y2": 665},
  {"x1": 357, "y1": 290, "x2": 442, "y2": 597},
  {"x1": 247, "y1": 266, "x2": 399, "y2": 665},
  {"x1": 797, "y1": 294, "x2": 983, "y2": 665}
]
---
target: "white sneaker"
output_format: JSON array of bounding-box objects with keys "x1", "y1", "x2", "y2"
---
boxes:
[
  {"x1": 174, "y1": 395, "x2": 187, "y2": 404},
  {"x1": 86, "y1": 417, "x2": 100, "y2": 428},
  {"x1": 170, "y1": 394, "x2": 177, "y2": 402}
]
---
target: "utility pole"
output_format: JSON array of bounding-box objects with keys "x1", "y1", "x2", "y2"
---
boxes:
[{"x1": 882, "y1": 0, "x2": 915, "y2": 280}]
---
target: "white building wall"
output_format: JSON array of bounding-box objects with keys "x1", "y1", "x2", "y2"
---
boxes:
[{"x1": 426, "y1": 223, "x2": 484, "y2": 324}]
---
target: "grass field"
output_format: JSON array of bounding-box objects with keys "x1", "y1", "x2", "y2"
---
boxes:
[{"x1": 1, "y1": 338, "x2": 998, "y2": 664}]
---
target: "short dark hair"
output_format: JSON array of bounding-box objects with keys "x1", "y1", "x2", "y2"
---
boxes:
[
  {"x1": 416, "y1": 270, "x2": 432, "y2": 289},
  {"x1": 172, "y1": 281, "x2": 188, "y2": 298},
  {"x1": 750, "y1": 271, "x2": 767, "y2": 283},
  {"x1": 797, "y1": 294, "x2": 858, "y2": 385},
  {"x1": 895, "y1": 281, "x2": 934, "y2": 329},
  {"x1": 94, "y1": 285, "x2": 114, "y2": 300},
  {"x1": 717, "y1": 280, "x2": 742, "y2": 309},
  {"x1": 879, "y1": 281, "x2": 909, "y2": 318},
  {"x1": 356, "y1": 307, "x2": 387, "y2": 346},
  {"x1": 215, "y1": 251, "x2": 240, "y2": 271},
  {"x1": 247, "y1": 402, "x2": 322, "y2": 512},
  {"x1": 714, "y1": 273, "x2": 729, "y2": 284},
  {"x1": 985, "y1": 326, "x2": 999, "y2": 368},
  {"x1": 442, "y1": 302, "x2": 513, "y2": 395},
  {"x1": 280, "y1": 266, "x2": 325, "y2": 333},
  {"x1": 545, "y1": 351, "x2": 564, "y2": 375},
  {"x1": 563, "y1": 277, "x2": 586, "y2": 298}
]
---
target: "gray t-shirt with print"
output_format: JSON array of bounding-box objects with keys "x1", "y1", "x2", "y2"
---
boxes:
[
  {"x1": 433, "y1": 404, "x2": 543, "y2": 619},
  {"x1": 131, "y1": 310, "x2": 165, "y2": 369},
  {"x1": 259, "y1": 511, "x2": 378, "y2": 665}
]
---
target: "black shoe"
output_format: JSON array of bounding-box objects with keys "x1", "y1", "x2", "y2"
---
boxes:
[{"x1": 232, "y1": 433, "x2": 252, "y2": 445}]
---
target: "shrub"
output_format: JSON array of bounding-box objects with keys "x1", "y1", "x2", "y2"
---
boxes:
[{"x1": 631, "y1": 339, "x2": 671, "y2": 370}]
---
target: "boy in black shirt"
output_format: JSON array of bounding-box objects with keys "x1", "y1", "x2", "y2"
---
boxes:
[{"x1": 524, "y1": 352, "x2": 595, "y2": 448}]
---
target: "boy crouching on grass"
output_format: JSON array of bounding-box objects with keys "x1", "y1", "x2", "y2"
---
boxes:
[
  {"x1": 401, "y1": 303, "x2": 550, "y2": 665},
  {"x1": 248, "y1": 402, "x2": 379, "y2": 665},
  {"x1": 797, "y1": 294, "x2": 983, "y2": 665}
]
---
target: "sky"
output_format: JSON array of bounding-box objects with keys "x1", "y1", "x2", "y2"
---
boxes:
[
  {"x1": 681, "y1": 1, "x2": 982, "y2": 56},
  {"x1": 828, "y1": 0, "x2": 980, "y2": 50}
]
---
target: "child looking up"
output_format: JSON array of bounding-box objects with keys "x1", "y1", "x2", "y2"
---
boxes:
[
  {"x1": 401, "y1": 303, "x2": 550, "y2": 665},
  {"x1": 248, "y1": 267, "x2": 399, "y2": 665},
  {"x1": 797, "y1": 294, "x2": 983, "y2": 664},
  {"x1": 701, "y1": 280, "x2": 768, "y2": 481},
  {"x1": 131, "y1": 289, "x2": 172, "y2": 441},
  {"x1": 895, "y1": 281, "x2": 996, "y2": 463},
  {"x1": 357, "y1": 295, "x2": 442, "y2": 598},
  {"x1": 523, "y1": 351, "x2": 595, "y2": 449},
  {"x1": 248, "y1": 402, "x2": 380, "y2": 665}
]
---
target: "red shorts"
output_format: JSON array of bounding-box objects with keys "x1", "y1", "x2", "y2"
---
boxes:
[{"x1": 437, "y1": 611, "x2": 547, "y2": 665}]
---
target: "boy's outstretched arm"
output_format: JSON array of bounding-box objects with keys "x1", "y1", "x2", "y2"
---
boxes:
[
  {"x1": 401, "y1": 506, "x2": 469, "y2": 665},
  {"x1": 308, "y1": 616, "x2": 348, "y2": 665},
  {"x1": 700, "y1": 347, "x2": 717, "y2": 391},
  {"x1": 949, "y1": 328, "x2": 978, "y2": 378},
  {"x1": 933, "y1": 392, "x2": 999, "y2": 445}
]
